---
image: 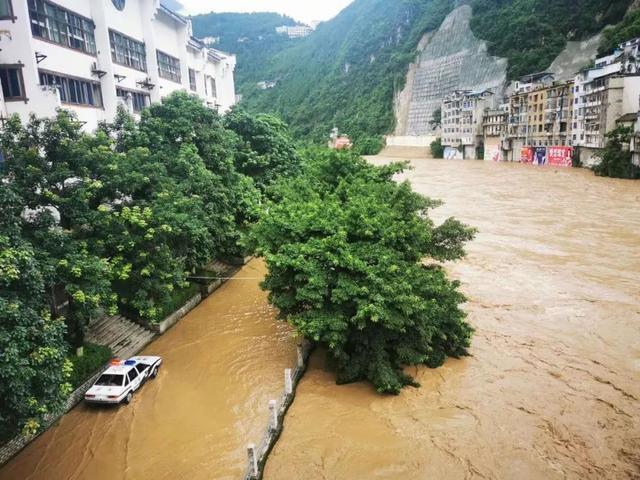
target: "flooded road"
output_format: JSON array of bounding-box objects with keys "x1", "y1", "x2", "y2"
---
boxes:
[
  {"x1": 266, "y1": 158, "x2": 640, "y2": 480},
  {"x1": 0, "y1": 261, "x2": 296, "y2": 480}
]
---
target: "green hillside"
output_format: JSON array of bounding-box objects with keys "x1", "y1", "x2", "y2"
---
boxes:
[
  {"x1": 193, "y1": 0, "x2": 634, "y2": 151},
  {"x1": 190, "y1": 12, "x2": 303, "y2": 86}
]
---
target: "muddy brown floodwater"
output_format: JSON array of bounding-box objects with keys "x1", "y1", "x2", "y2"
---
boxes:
[
  {"x1": 0, "y1": 261, "x2": 297, "y2": 480},
  {"x1": 266, "y1": 157, "x2": 640, "y2": 480}
]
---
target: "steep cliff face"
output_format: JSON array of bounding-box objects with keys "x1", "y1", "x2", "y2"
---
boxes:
[{"x1": 396, "y1": 6, "x2": 507, "y2": 136}]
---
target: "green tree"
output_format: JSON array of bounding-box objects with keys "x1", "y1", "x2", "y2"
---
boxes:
[
  {"x1": 592, "y1": 126, "x2": 640, "y2": 179},
  {"x1": 430, "y1": 137, "x2": 444, "y2": 158},
  {"x1": 0, "y1": 188, "x2": 70, "y2": 440},
  {"x1": 0, "y1": 113, "x2": 115, "y2": 347},
  {"x1": 224, "y1": 108, "x2": 301, "y2": 191},
  {"x1": 252, "y1": 149, "x2": 476, "y2": 394}
]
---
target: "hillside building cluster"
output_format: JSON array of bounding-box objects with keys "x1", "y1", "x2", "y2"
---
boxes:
[
  {"x1": 275, "y1": 24, "x2": 314, "y2": 39},
  {"x1": 440, "y1": 37, "x2": 640, "y2": 167},
  {"x1": 0, "y1": 0, "x2": 237, "y2": 132}
]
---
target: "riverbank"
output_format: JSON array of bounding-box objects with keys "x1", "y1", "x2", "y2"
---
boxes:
[
  {"x1": 0, "y1": 260, "x2": 299, "y2": 480},
  {"x1": 265, "y1": 156, "x2": 640, "y2": 479}
]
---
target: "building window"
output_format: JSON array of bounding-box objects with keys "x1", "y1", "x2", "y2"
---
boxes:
[
  {"x1": 0, "y1": 0, "x2": 14, "y2": 20},
  {"x1": 39, "y1": 70, "x2": 102, "y2": 107},
  {"x1": 188, "y1": 68, "x2": 197, "y2": 92},
  {"x1": 116, "y1": 88, "x2": 149, "y2": 113},
  {"x1": 0, "y1": 65, "x2": 26, "y2": 101},
  {"x1": 157, "y1": 50, "x2": 180, "y2": 83},
  {"x1": 28, "y1": 0, "x2": 96, "y2": 55},
  {"x1": 205, "y1": 75, "x2": 217, "y2": 98},
  {"x1": 109, "y1": 30, "x2": 146, "y2": 72}
]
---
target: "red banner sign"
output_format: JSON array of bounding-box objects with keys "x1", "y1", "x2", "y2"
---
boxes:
[
  {"x1": 520, "y1": 147, "x2": 534, "y2": 164},
  {"x1": 547, "y1": 146, "x2": 573, "y2": 167}
]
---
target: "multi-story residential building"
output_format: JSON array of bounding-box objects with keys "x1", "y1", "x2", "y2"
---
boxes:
[
  {"x1": 571, "y1": 37, "x2": 640, "y2": 166},
  {"x1": 0, "y1": 0, "x2": 236, "y2": 131},
  {"x1": 505, "y1": 74, "x2": 574, "y2": 162},
  {"x1": 441, "y1": 89, "x2": 494, "y2": 159},
  {"x1": 482, "y1": 105, "x2": 508, "y2": 161}
]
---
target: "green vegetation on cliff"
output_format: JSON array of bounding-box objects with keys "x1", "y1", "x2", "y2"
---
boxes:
[
  {"x1": 599, "y1": 9, "x2": 640, "y2": 55},
  {"x1": 190, "y1": 12, "x2": 302, "y2": 87},
  {"x1": 195, "y1": 0, "x2": 631, "y2": 149},
  {"x1": 469, "y1": 0, "x2": 632, "y2": 79},
  {"x1": 236, "y1": 0, "x2": 455, "y2": 150}
]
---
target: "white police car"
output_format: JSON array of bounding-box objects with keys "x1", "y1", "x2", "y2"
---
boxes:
[{"x1": 84, "y1": 356, "x2": 162, "y2": 405}]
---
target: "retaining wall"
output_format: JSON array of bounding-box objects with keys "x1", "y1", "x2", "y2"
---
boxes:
[{"x1": 244, "y1": 341, "x2": 314, "y2": 480}]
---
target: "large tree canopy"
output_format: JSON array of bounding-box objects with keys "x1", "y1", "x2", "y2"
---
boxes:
[
  {"x1": 0, "y1": 92, "x2": 301, "y2": 439},
  {"x1": 252, "y1": 150, "x2": 476, "y2": 393},
  {"x1": 0, "y1": 188, "x2": 70, "y2": 439}
]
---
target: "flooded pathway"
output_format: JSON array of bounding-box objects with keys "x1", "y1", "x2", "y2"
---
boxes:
[
  {"x1": 266, "y1": 158, "x2": 640, "y2": 480},
  {"x1": 0, "y1": 261, "x2": 296, "y2": 480}
]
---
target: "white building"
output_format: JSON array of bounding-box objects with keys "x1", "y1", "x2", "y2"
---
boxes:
[
  {"x1": 442, "y1": 89, "x2": 494, "y2": 160},
  {"x1": 275, "y1": 25, "x2": 313, "y2": 39},
  {"x1": 0, "y1": 0, "x2": 236, "y2": 132},
  {"x1": 572, "y1": 37, "x2": 640, "y2": 165}
]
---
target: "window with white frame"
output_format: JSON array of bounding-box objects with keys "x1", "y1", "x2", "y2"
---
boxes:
[
  {"x1": 28, "y1": 0, "x2": 96, "y2": 54},
  {"x1": 39, "y1": 70, "x2": 102, "y2": 107},
  {"x1": 157, "y1": 51, "x2": 180, "y2": 83},
  {"x1": 110, "y1": 30, "x2": 147, "y2": 72},
  {"x1": 116, "y1": 87, "x2": 149, "y2": 113},
  {"x1": 188, "y1": 69, "x2": 197, "y2": 91}
]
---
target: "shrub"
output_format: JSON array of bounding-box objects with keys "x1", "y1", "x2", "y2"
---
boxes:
[{"x1": 68, "y1": 343, "x2": 113, "y2": 389}]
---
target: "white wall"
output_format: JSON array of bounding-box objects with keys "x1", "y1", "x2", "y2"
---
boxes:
[
  {"x1": 0, "y1": 0, "x2": 236, "y2": 130},
  {"x1": 386, "y1": 135, "x2": 437, "y2": 147}
]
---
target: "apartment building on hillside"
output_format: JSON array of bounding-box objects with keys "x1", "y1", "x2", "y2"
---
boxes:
[
  {"x1": 0, "y1": 0, "x2": 236, "y2": 131},
  {"x1": 502, "y1": 74, "x2": 574, "y2": 163},
  {"x1": 482, "y1": 106, "x2": 508, "y2": 162},
  {"x1": 441, "y1": 89, "x2": 494, "y2": 159},
  {"x1": 572, "y1": 39, "x2": 640, "y2": 166}
]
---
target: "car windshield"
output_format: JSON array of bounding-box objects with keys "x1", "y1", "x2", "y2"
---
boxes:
[{"x1": 95, "y1": 374, "x2": 124, "y2": 387}]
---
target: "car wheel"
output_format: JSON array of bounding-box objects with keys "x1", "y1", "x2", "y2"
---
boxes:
[
  {"x1": 124, "y1": 391, "x2": 133, "y2": 404},
  {"x1": 151, "y1": 367, "x2": 159, "y2": 378}
]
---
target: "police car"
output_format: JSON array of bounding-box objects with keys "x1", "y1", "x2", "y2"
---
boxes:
[{"x1": 84, "y1": 356, "x2": 162, "y2": 405}]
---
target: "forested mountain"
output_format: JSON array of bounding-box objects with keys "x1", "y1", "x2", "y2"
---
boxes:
[
  {"x1": 190, "y1": 12, "x2": 303, "y2": 87},
  {"x1": 195, "y1": 0, "x2": 635, "y2": 151},
  {"x1": 243, "y1": 0, "x2": 457, "y2": 150}
]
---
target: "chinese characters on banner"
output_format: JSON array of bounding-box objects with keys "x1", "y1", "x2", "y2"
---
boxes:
[{"x1": 547, "y1": 146, "x2": 573, "y2": 167}]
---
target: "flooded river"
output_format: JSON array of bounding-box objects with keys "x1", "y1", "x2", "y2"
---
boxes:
[
  {"x1": 0, "y1": 261, "x2": 296, "y2": 480},
  {"x1": 266, "y1": 157, "x2": 640, "y2": 480}
]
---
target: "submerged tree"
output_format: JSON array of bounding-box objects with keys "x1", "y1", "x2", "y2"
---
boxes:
[
  {"x1": 252, "y1": 150, "x2": 476, "y2": 394},
  {"x1": 592, "y1": 126, "x2": 640, "y2": 179}
]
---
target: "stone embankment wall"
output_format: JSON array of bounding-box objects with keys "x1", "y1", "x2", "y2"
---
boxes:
[{"x1": 244, "y1": 341, "x2": 313, "y2": 480}]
